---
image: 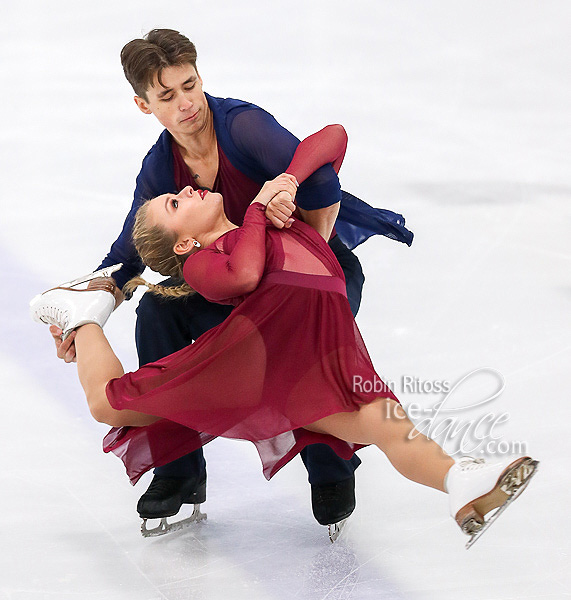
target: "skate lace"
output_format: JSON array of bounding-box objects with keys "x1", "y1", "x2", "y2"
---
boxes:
[
  {"x1": 457, "y1": 457, "x2": 486, "y2": 471},
  {"x1": 145, "y1": 477, "x2": 184, "y2": 498},
  {"x1": 38, "y1": 305, "x2": 69, "y2": 329},
  {"x1": 313, "y1": 482, "x2": 346, "y2": 504}
]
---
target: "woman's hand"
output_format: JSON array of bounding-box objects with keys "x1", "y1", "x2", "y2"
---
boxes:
[
  {"x1": 251, "y1": 173, "x2": 298, "y2": 207},
  {"x1": 266, "y1": 193, "x2": 296, "y2": 229},
  {"x1": 50, "y1": 325, "x2": 77, "y2": 362}
]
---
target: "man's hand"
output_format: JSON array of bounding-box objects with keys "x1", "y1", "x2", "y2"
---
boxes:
[
  {"x1": 266, "y1": 193, "x2": 296, "y2": 229},
  {"x1": 49, "y1": 276, "x2": 123, "y2": 364}
]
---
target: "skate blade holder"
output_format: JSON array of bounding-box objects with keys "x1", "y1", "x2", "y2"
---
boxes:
[
  {"x1": 328, "y1": 517, "x2": 349, "y2": 543},
  {"x1": 459, "y1": 457, "x2": 539, "y2": 549},
  {"x1": 141, "y1": 504, "x2": 207, "y2": 538},
  {"x1": 59, "y1": 263, "x2": 123, "y2": 289}
]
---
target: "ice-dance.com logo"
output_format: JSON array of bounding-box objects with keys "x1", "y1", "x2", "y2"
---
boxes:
[{"x1": 353, "y1": 368, "x2": 527, "y2": 457}]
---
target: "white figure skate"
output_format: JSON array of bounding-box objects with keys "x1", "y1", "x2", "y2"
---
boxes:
[
  {"x1": 30, "y1": 264, "x2": 122, "y2": 339},
  {"x1": 447, "y1": 456, "x2": 539, "y2": 549}
]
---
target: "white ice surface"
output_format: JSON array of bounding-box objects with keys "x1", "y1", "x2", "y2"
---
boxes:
[{"x1": 1, "y1": 1, "x2": 570, "y2": 598}]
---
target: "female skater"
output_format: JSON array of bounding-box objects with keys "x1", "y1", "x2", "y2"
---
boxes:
[{"x1": 31, "y1": 125, "x2": 537, "y2": 547}]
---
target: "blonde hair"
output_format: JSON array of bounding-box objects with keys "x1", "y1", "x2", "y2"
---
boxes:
[{"x1": 123, "y1": 200, "x2": 197, "y2": 299}]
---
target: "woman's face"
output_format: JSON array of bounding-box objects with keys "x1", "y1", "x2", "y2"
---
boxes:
[{"x1": 147, "y1": 185, "x2": 225, "y2": 252}]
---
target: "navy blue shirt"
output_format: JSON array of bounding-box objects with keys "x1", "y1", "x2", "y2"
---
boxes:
[{"x1": 98, "y1": 94, "x2": 413, "y2": 290}]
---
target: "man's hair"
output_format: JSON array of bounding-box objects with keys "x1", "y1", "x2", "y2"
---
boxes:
[{"x1": 120, "y1": 29, "x2": 198, "y2": 100}]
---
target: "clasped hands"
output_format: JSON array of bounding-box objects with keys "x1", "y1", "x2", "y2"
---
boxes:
[{"x1": 253, "y1": 173, "x2": 298, "y2": 230}]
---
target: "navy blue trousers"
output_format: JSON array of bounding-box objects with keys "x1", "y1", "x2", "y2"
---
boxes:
[{"x1": 135, "y1": 234, "x2": 364, "y2": 486}]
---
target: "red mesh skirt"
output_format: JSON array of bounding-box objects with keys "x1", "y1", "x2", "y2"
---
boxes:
[{"x1": 104, "y1": 272, "x2": 396, "y2": 483}]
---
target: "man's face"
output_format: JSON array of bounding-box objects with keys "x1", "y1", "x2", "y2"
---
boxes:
[{"x1": 135, "y1": 64, "x2": 209, "y2": 137}]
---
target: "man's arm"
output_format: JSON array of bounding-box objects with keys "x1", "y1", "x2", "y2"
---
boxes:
[
  {"x1": 296, "y1": 204, "x2": 340, "y2": 241},
  {"x1": 96, "y1": 131, "x2": 176, "y2": 291},
  {"x1": 227, "y1": 107, "x2": 342, "y2": 234},
  {"x1": 50, "y1": 137, "x2": 172, "y2": 362},
  {"x1": 95, "y1": 178, "x2": 150, "y2": 291}
]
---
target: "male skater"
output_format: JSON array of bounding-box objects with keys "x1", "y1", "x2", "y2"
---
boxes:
[{"x1": 51, "y1": 29, "x2": 412, "y2": 537}]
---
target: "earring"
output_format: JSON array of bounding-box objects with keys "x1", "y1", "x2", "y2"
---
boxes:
[{"x1": 193, "y1": 240, "x2": 201, "y2": 248}]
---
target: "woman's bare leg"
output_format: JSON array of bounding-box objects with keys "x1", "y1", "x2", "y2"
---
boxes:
[
  {"x1": 305, "y1": 398, "x2": 454, "y2": 492},
  {"x1": 75, "y1": 324, "x2": 158, "y2": 427}
]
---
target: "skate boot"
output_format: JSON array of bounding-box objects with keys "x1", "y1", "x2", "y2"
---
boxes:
[
  {"x1": 446, "y1": 456, "x2": 539, "y2": 549},
  {"x1": 138, "y1": 473, "x2": 207, "y2": 537},
  {"x1": 29, "y1": 264, "x2": 122, "y2": 339},
  {"x1": 30, "y1": 288, "x2": 116, "y2": 339},
  {"x1": 311, "y1": 477, "x2": 355, "y2": 542}
]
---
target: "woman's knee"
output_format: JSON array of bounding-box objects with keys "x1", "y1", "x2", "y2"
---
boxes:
[{"x1": 304, "y1": 410, "x2": 371, "y2": 444}]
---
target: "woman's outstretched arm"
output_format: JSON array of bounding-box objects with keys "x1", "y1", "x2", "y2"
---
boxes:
[
  {"x1": 184, "y1": 175, "x2": 297, "y2": 304},
  {"x1": 75, "y1": 323, "x2": 160, "y2": 427}
]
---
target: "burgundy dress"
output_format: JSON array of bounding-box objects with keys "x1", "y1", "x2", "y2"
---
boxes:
[{"x1": 103, "y1": 127, "x2": 397, "y2": 484}]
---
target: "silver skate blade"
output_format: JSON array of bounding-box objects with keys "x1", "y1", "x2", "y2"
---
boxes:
[
  {"x1": 328, "y1": 517, "x2": 349, "y2": 543},
  {"x1": 59, "y1": 263, "x2": 123, "y2": 289},
  {"x1": 141, "y1": 504, "x2": 206, "y2": 538},
  {"x1": 465, "y1": 459, "x2": 539, "y2": 549}
]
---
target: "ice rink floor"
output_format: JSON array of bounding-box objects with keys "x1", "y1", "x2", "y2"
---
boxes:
[{"x1": 1, "y1": 1, "x2": 570, "y2": 598}]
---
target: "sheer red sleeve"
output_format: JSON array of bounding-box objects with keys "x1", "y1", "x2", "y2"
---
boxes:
[
  {"x1": 286, "y1": 124, "x2": 348, "y2": 183},
  {"x1": 183, "y1": 125, "x2": 347, "y2": 302},
  {"x1": 183, "y1": 202, "x2": 268, "y2": 303}
]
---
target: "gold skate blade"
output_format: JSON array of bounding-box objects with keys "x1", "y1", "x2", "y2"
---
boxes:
[
  {"x1": 464, "y1": 458, "x2": 539, "y2": 549},
  {"x1": 472, "y1": 456, "x2": 538, "y2": 517},
  {"x1": 455, "y1": 456, "x2": 537, "y2": 534}
]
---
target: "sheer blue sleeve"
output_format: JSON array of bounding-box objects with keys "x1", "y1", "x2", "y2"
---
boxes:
[
  {"x1": 95, "y1": 171, "x2": 149, "y2": 291},
  {"x1": 96, "y1": 131, "x2": 177, "y2": 291},
  {"x1": 228, "y1": 108, "x2": 341, "y2": 210}
]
